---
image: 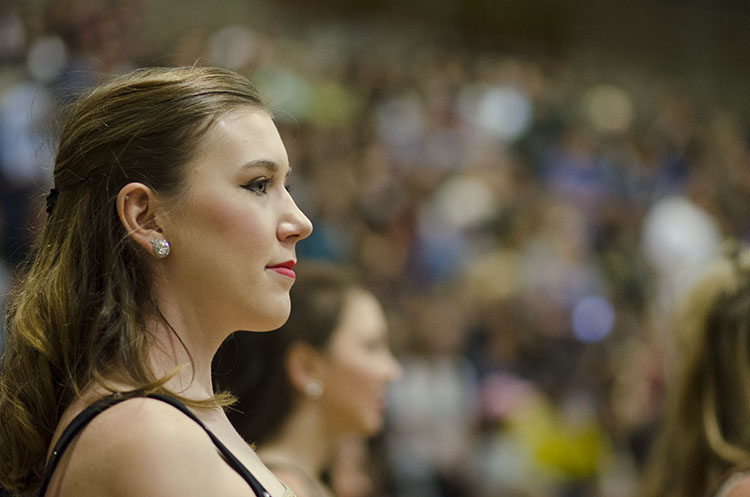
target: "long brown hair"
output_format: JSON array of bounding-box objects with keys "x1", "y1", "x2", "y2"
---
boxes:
[
  {"x1": 639, "y1": 244, "x2": 750, "y2": 497},
  {"x1": 0, "y1": 66, "x2": 266, "y2": 494}
]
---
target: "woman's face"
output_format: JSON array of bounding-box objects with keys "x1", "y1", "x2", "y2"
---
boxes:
[
  {"x1": 161, "y1": 107, "x2": 312, "y2": 334},
  {"x1": 318, "y1": 290, "x2": 402, "y2": 436}
]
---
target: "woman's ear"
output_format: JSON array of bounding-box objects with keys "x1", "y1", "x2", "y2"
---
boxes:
[
  {"x1": 285, "y1": 342, "x2": 326, "y2": 395},
  {"x1": 117, "y1": 182, "x2": 165, "y2": 257}
]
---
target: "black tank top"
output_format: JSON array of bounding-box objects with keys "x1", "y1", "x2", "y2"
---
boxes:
[{"x1": 37, "y1": 392, "x2": 271, "y2": 497}]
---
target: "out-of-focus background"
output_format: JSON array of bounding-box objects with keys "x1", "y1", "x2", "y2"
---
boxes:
[{"x1": 1, "y1": 1, "x2": 749, "y2": 496}]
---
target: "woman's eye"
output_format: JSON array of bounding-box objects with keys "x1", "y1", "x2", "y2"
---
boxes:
[{"x1": 243, "y1": 179, "x2": 269, "y2": 194}]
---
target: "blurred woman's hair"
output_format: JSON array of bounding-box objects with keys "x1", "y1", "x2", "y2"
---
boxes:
[
  {"x1": 0, "y1": 66, "x2": 265, "y2": 493},
  {"x1": 214, "y1": 262, "x2": 363, "y2": 445},
  {"x1": 639, "y1": 242, "x2": 750, "y2": 497}
]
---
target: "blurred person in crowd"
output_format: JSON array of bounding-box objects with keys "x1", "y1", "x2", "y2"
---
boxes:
[
  {"x1": 0, "y1": 42, "x2": 57, "y2": 269},
  {"x1": 639, "y1": 243, "x2": 750, "y2": 497},
  {"x1": 385, "y1": 289, "x2": 480, "y2": 497},
  {"x1": 0, "y1": 66, "x2": 312, "y2": 497},
  {"x1": 214, "y1": 262, "x2": 402, "y2": 497}
]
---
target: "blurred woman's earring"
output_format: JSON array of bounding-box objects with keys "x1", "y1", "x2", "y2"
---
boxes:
[
  {"x1": 304, "y1": 380, "x2": 324, "y2": 399},
  {"x1": 151, "y1": 238, "x2": 171, "y2": 258}
]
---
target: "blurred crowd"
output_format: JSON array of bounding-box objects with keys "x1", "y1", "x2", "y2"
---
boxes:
[{"x1": 2, "y1": 1, "x2": 749, "y2": 497}]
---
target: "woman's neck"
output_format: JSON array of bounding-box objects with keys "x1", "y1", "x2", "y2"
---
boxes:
[
  {"x1": 149, "y1": 267, "x2": 247, "y2": 398},
  {"x1": 146, "y1": 278, "x2": 236, "y2": 401},
  {"x1": 259, "y1": 405, "x2": 337, "y2": 478},
  {"x1": 145, "y1": 315, "x2": 219, "y2": 401}
]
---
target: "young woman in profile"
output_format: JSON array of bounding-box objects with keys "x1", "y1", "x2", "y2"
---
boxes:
[
  {"x1": 214, "y1": 263, "x2": 402, "y2": 497},
  {"x1": 0, "y1": 66, "x2": 312, "y2": 497},
  {"x1": 639, "y1": 244, "x2": 750, "y2": 497}
]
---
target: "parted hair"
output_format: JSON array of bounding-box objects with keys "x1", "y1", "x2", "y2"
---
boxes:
[
  {"x1": 214, "y1": 263, "x2": 363, "y2": 446},
  {"x1": 0, "y1": 66, "x2": 265, "y2": 494},
  {"x1": 639, "y1": 243, "x2": 750, "y2": 497}
]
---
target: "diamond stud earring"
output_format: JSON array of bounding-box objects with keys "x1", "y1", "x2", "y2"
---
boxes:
[{"x1": 150, "y1": 238, "x2": 171, "y2": 258}]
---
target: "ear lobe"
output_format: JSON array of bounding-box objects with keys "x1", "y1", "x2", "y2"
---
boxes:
[
  {"x1": 117, "y1": 182, "x2": 164, "y2": 256},
  {"x1": 285, "y1": 342, "x2": 326, "y2": 394}
]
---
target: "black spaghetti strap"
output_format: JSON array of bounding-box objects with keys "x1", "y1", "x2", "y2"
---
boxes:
[
  {"x1": 37, "y1": 392, "x2": 140, "y2": 497},
  {"x1": 146, "y1": 394, "x2": 271, "y2": 497},
  {"x1": 37, "y1": 392, "x2": 270, "y2": 497}
]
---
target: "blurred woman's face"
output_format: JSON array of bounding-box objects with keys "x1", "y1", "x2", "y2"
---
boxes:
[{"x1": 318, "y1": 290, "x2": 401, "y2": 436}]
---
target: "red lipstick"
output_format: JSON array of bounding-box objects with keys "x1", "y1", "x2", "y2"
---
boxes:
[{"x1": 267, "y1": 260, "x2": 296, "y2": 279}]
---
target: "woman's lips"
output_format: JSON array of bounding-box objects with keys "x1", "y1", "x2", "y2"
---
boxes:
[{"x1": 267, "y1": 260, "x2": 296, "y2": 279}]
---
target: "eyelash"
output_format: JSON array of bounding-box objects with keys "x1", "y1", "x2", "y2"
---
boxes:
[
  {"x1": 242, "y1": 178, "x2": 270, "y2": 194},
  {"x1": 241, "y1": 178, "x2": 292, "y2": 194}
]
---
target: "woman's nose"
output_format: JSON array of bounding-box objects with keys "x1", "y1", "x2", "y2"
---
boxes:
[
  {"x1": 278, "y1": 194, "x2": 313, "y2": 243},
  {"x1": 385, "y1": 353, "x2": 403, "y2": 382}
]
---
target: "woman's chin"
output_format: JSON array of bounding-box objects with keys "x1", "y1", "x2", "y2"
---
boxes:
[{"x1": 240, "y1": 302, "x2": 291, "y2": 332}]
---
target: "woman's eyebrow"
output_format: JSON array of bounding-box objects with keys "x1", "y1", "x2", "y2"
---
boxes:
[
  {"x1": 240, "y1": 159, "x2": 279, "y2": 172},
  {"x1": 240, "y1": 160, "x2": 293, "y2": 178}
]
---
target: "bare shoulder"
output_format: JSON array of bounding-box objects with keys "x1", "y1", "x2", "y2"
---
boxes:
[{"x1": 49, "y1": 396, "x2": 248, "y2": 497}]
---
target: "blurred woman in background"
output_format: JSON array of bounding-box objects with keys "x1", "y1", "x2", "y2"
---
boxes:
[
  {"x1": 639, "y1": 243, "x2": 750, "y2": 497},
  {"x1": 215, "y1": 263, "x2": 402, "y2": 497}
]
